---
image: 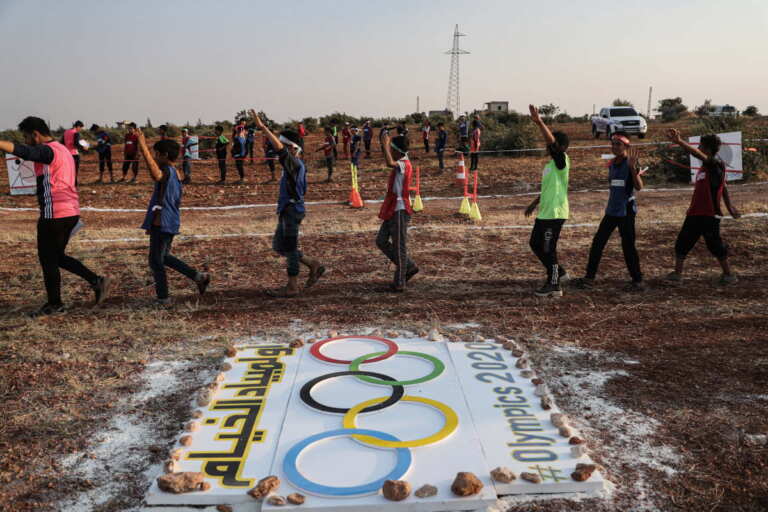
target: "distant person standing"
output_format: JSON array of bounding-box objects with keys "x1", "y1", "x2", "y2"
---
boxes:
[
  {"x1": 362, "y1": 120, "x2": 373, "y2": 158},
  {"x1": 330, "y1": 121, "x2": 339, "y2": 159},
  {"x1": 0, "y1": 117, "x2": 111, "y2": 315},
  {"x1": 61, "y1": 121, "x2": 84, "y2": 185},
  {"x1": 232, "y1": 118, "x2": 246, "y2": 140},
  {"x1": 246, "y1": 125, "x2": 256, "y2": 164},
  {"x1": 435, "y1": 122, "x2": 447, "y2": 172},
  {"x1": 469, "y1": 119, "x2": 482, "y2": 171},
  {"x1": 232, "y1": 126, "x2": 247, "y2": 183},
  {"x1": 264, "y1": 133, "x2": 277, "y2": 182},
  {"x1": 120, "y1": 122, "x2": 140, "y2": 182},
  {"x1": 457, "y1": 115, "x2": 468, "y2": 140},
  {"x1": 350, "y1": 126, "x2": 363, "y2": 169},
  {"x1": 158, "y1": 124, "x2": 169, "y2": 141},
  {"x1": 341, "y1": 122, "x2": 352, "y2": 159},
  {"x1": 421, "y1": 120, "x2": 431, "y2": 153},
  {"x1": 181, "y1": 128, "x2": 196, "y2": 184},
  {"x1": 214, "y1": 125, "x2": 229, "y2": 183},
  {"x1": 90, "y1": 124, "x2": 114, "y2": 183},
  {"x1": 316, "y1": 127, "x2": 336, "y2": 182},
  {"x1": 378, "y1": 125, "x2": 390, "y2": 154}
]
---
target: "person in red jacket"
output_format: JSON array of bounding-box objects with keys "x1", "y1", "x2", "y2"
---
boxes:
[
  {"x1": 120, "y1": 122, "x2": 140, "y2": 182},
  {"x1": 665, "y1": 128, "x2": 741, "y2": 284},
  {"x1": 341, "y1": 122, "x2": 352, "y2": 159},
  {"x1": 61, "y1": 121, "x2": 84, "y2": 185},
  {"x1": 376, "y1": 132, "x2": 419, "y2": 292}
]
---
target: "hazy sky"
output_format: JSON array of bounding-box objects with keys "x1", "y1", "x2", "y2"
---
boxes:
[{"x1": 1, "y1": 0, "x2": 766, "y2": 130}]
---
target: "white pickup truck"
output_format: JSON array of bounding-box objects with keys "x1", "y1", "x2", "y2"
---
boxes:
[{"x1": 591, "y1": 107, "x2": 648, "y2": 139}]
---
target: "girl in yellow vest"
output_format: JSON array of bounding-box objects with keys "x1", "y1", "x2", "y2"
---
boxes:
[{"x1": 524, "y1": 105, "x2": 571, "y2": 297}]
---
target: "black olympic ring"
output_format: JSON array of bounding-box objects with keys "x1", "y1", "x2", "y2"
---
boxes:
[{"x1": 300, "y1": 371, "x2": 405, "y2": 414}]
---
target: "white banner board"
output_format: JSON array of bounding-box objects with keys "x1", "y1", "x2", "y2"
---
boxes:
[
  {"x1": 6, "y1": 156, "x2": 36, "y2": 195},
  {"x1": 689, "y1": 131, "x2": 743, "y2": 182}
]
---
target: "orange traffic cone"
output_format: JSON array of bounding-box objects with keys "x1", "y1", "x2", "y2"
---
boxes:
[
  {"x1": 455, "y1": 152, "x2": 467, "y2": 188},
  {"x1": 349, "y1": 164, "x2": 364, "y2": 208}
]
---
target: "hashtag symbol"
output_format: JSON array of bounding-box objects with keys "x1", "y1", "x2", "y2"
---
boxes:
[{"x1": 528, "y1": 464, "x2": 567, "y2": 482}]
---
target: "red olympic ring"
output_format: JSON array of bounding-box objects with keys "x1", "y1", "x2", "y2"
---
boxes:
[{"x1": 310, "y1": 335, "x2": 398, "y2": 365}]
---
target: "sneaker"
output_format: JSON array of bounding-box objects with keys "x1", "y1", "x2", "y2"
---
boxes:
[
  {"x1": 405, "y1": 266, "x2": 420, "y2": 283},
  {"x1": 30, "y1": 303, "x2": 65, "y2": 317},
  {"x1": 558, "y1": 268, "x2": 570, "y2": 284},
  {"x1": 92, "y1": 276, "x2": 112, "y2": 305},
  {"x1": 623, "y1": 281, "x2": 646, "y2": 292},
  {"x1": 534, "y1": 283, "x2": 563, "y2": 298},
  {"x1": 573, "y1": 277, "x2": 595, "y2": 290},
  {"x1": 719, "y1": 274, "x2": 738, "y2": 285},
  {"x1": 388, "y1": 283, "x2": 406, "y2": 293},
  {"x1": 665, "y1": 271, "x2": 683, "y2": 282},
  {"x1": 196, "y1": 272, "x2": 211, "y2": 295}
]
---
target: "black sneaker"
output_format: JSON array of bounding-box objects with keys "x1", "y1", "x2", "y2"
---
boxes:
[
  {"x1": 92, "y1": 276, "x2": 112, "y2": 305},
  {"x1": 558, "y1": 268, "x2": 570, "y2": 284},
  {"x1": 388, "y1": 283, "x2": 406, "y2": 293},
  {"x1": 534, "y1": 283, "x2": 563, "y2": 298},
  {"x1": 573, "y1": 277, "x2": 595, "y2": 290},
  {"x1": 196, "y1": 273, "x2": 211, "y2": 295},
  {"x1": 405, "y1": 266, "x2": 420, "y2": 283},
  {"x1": 30, "y1": 303, "x2": 66, "y2": 317}
]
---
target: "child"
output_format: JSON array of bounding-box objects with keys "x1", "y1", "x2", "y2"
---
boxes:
[
  {"x1": 341, "y1": 122, "x2": 352, "y2": 159},
  {"x1": 90, "y1": 124, "x2": 114, "y2": 182},
  {"x1": 363, "y1": 120, "x2": 373, "y2": 158},
  {"x1": 263, "y1": 134, "x2": 277, "y2": 182},
  {"x1": 574, "y1": 133, "x2": 645, "y2": 291},
  {"x1": 379, "y1": 125, "x2": 390, "y2": 154},
  {"x1": 246, "y1": 125, "x2": 256, "y2": 164},
  {"x1": 435, "y1": 122, "x2": 448, "y2": 172},
  {"x1": 377, "y1": 132, "x2": 419, "y2": 292},
  {"x1": 0, "y1": 117, "x2": 110, "y2": 315},
  {"x1": 158, "y1": 124, "x2": 168, "y2": 141},
  {"x1": 214, "y1": 125, "x2": 229, "y2": 183},
  {"x1": 330, "y1": 121, "x2": 339, "y2": 159},
  {"x1": 121, "y1": 122, "x2": 140, "y2": 182},
  {"x1": 469, "y1": 119, "x2": 482, "y2": 171},
  {"x1": 457, "y1": 115, "x2": 468, "y2": 140},
  {"x1": 231, "y1": 126, "x2": 247, "y2": 183},
  {"x1": 61, "y1": 120, "x2": 84, "y2": 184},
  {"x1": 250, "y1": 110, "x2": 325, "y2": 297},
  {"x1": 422, "y1": 120, "x2": 431, "y2": 153},
  {"x1": 524, "y1": 104, "x2": 570, "y2": 297},
  {"x1": 181, "y1": 128, "x2": 196, "y2": 184},
  {"x1": 136, "y1": 129, "x2": 210, "y2": 305},
  {"x1": 315, "y1": 127, "x2": 335, "y2": 182},
  {"x1": 665, "y1": 129, "x2": 741, "y2": 284},
  {"x1": 350, "y1": 126, "x2": 363, "y2": 170}
]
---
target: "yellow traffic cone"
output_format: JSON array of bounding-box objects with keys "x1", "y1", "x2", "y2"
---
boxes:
[
  {"x1": 458, "y1": 196, "x2": 470, "y2": 215},
  {"x1": 412, "y1": 194, "x2": 424, "y2": 212},
  {"x1": 469, "y1": 200, "x2": 482, "y2": 221}
]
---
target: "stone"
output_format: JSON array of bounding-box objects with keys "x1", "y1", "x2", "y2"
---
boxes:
[
  {"x1": 473, "y1": 334, "x2": 485, "y2": 342},
  {"x1": 225, "y1": 346, "x2": 237, "y2": 357},
  {"x1": 370, "y1": 329, "x2": 382, "y2": 337},
  {"x1": 559, "y1": 426, "x2": 573, "y2": 437},
  {"x1": 197, "y1": 390, "x2": 213, "y2": 407},
  {"x1": 157, "y1": 472, "x2": 206, "y2": 494},
  {"x1": 451, "y1": 472, "x2": 483, "y2": 496},
  {"x1": 306, "y1": 338, "x2": 317, "y2": 344},
  {"x1": 287, "y1": 493, "x2": 306, "y2": 505},
  {"x1": 220, "y1": 362, "x2": 232, "y2": 371},
  {"x1": 494, "y1": 337, "x2": 506, "y2": 344},
  {"x1": 215, "y1": 372, "x2": 226, "y2": 383},
  {"x1": 520, "y1": 370, "x2": 534, "y2": 378},
  {"x1": 216, "y1": 505, "x2": 233, "y2": 512},
  {"x1": 428, "y1": 328, "x2": 444, "y2": 342},
  {"x1": 414, "y1": 484, "x2": 438, "y2": 498},
  {"x1": 185, "y1": 421, "x2": 200, "y2": 432},
  {"x1": 385, "y1": 330, "x2": 399, "y2": 338},
  {"x1": 571, "y1": 444, "x2": 588, "y2": 457},
  {"x1": 163, "y1": 459, "x2": 177, "y2": 473},
  {"x1": 170, "y1": 448, "x2": 183, "y2": 460},
  {"x1": 191, "y1": 410, "x2": 204, "y2": 419},
  {"x1": 569, "y1": 436, "x2": 585, "y2": 445},
  {"x1": 201, "y1": 482, "x2": 211, "y2": 491},
  {"x1": 267, "y1": 495, "x2": 287, "y2": 506},
  {"x1": 551, "y1": 413, "x2": 569, "y2": 428},
  {"x1": 535, "y1": 384, "x2": 548, "y2": 397},
  {"x1": 515, "y1": 358, "x2": 528, "y2": 369},
  {"x1": 289, "y1": 339, "x2": 304, "y2": 349},
  {"x1": 449, "y1": 337, "x2": 460, "y2": 343},
  {"x1": 511, "y1": 349, "x2": 525, "y2": 358},
  {"x1": 531, "y1": 378, "x2": 544, "y2": 386},
  {"x1": 248, "y1": 475, "x2": 281, "y2": 500},
  {"x1": 571, "y1": 463, "x2": 597, "y2": 482},
  {"x1": 520, "y1": 472, "x2": 542, "y2": 484},
  {"x1": 382, "y1": 479, "x2": 411, "y2": 501},
  {"x1": 418, "y1": 330, "x2": 428, "y2": 338},
  {"x1": 541, "y1": 397, "x2": 552, "y2": 410},
  {"x1": 490, "y1": 466, "x2": 516, "y2": 483},
  {"x1": 179, "y1": 435, "x2": 192, "y2": 447},
  {"x1": 502, "y1": 341, "x2": 517, "y2": 350}
]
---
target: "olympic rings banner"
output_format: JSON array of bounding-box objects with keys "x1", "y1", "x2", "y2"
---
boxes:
[{"x1": 146, "y1": 336, "x2": 604, "y2": 510}]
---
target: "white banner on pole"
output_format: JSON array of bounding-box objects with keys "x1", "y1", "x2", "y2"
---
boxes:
[
  {"x1": 689, "y1": 131, "x2": 743, "y2": 183},
  {"x1": 6, "y1": 156, "x2": 36, "y2": 195}
]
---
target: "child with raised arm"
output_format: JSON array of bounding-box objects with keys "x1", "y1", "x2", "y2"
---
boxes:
[
  {"x1": 136, "y1": 129, "x2": 210, "y2": 306},
  {"x1": 665, "y1": 129, "x2": 741, "y2": 284},
  {"x1": 0, "y1": 117, "x2": 111, "y2": 315},
  {"x1": 315, "y1": 127, "x2": 335, "y2": 182},
  {"x1": 250, "y1": 110, "x2": 325, "y2": 297},
  {"x1": 377, "y1": 132, "x2": 419, "y2": 292},
  {"x1": 574, "y1": 133, "x2": 645, "y2": 291},
  {"x1": 525, "y1": 104, "x2": 571, "y2": 297}
]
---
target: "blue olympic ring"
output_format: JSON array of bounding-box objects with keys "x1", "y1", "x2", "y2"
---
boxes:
[{"x1": 282, "y1": 428, "x2": 412, "y2": 497}]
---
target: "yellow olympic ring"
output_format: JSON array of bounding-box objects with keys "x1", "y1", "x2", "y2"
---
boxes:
[{"x1": 342, "y1": 395, "x2": 459, "y2": 448}]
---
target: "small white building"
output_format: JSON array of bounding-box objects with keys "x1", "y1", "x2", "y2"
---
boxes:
[{"x1": 485, "y1": 101, "x2": 509, "y2": 113}]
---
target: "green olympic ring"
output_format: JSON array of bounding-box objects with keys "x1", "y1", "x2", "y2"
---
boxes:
[{"x1": 348, "y1": 350, "x2": 445, "y2": 386}]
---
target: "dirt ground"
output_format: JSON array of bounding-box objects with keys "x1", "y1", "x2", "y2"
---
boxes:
[{"x1": 1, "y1": 120, "x2": 767, "y2": 512}]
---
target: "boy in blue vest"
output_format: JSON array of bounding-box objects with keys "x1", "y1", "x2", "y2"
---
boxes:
[
  {"x1": 574, "y1": 133, "x2": 645, "y2": 291},
  {"x1": 135, "y1": 129, "x2": 210, "y2": 306},
  {"x1": 91, "y1": 124, "x2": 114, "y2": 183},
  {"x1": 435, "y1": 122, "x2": 448, "y2": 172},
  {"x1": 250, "y1": 111, "x2": 325, "y2": 297}
]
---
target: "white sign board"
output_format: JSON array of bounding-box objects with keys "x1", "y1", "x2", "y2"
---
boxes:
[
  {"x1": 147, "y1": 335, "x2": 605, "y2": 510},
  {"x1": 689, "y1": 131, "x2": 743, "y2": 182},
  {"x1": 6, "y1": 156, "x2": 36, "y2": 195},
  {"x1": 187, "y1": 136, "x2": 200, "y2": 160}
]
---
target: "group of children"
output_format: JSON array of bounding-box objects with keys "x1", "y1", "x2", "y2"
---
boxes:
[{"x1": 0, "y1": 106, "x2": 742, "y2": 314}]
